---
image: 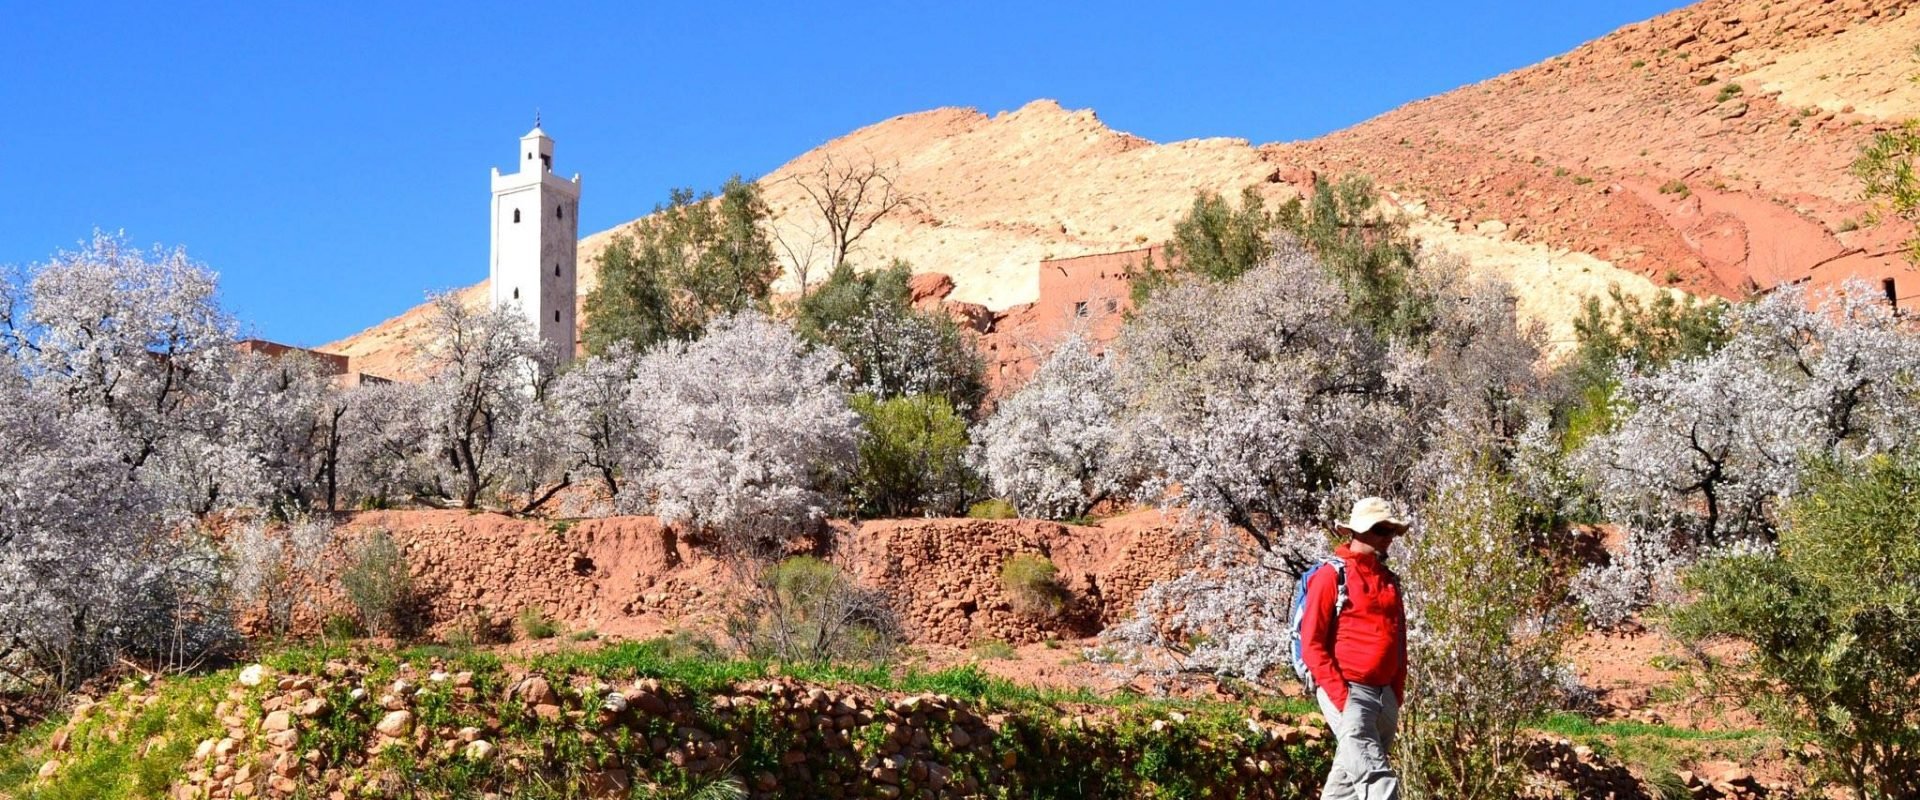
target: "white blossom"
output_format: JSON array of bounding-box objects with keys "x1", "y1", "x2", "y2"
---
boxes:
[
  {"x1": 972, "y1": 333, "x2": 1126, "y2": 519},
  {"x1": 623, "y1": 312, "x2": 859, "y2": 557}
]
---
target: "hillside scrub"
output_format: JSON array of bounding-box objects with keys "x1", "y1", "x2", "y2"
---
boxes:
[{"x1": 1669, "y1": 454, "x2": 1920, "y2": 799}]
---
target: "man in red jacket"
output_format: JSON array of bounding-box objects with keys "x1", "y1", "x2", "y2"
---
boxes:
[{"x1": 1300, "y1": 496, "x2": 1408, "y2": 800}]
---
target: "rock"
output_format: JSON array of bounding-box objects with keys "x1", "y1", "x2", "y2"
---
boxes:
[
  {"x1": 457, "y1": 726, "x2": 483, "y2": 742},
  {"x1": 464, "y1": 740, "x2": 496, "y2": 763},
  {"x1": 266, "y1": 729, "x2": 300, "y2": 750},
  {"x1": 263, "y1": 710, "x2": 293, "y2": 732},
  {"x1": 375, "y1": 710, "x2": 414, "y2": 738},
  {"x1": 1717, "y1": 100, "x2": 1748, "y2": 119},
  {"x1": 516, "y1": 676, "x2": 558, "y2": 707},
  {"x1": 908, "y1": 273, "x2": 957, "y2": 308},
  {"x1": 295, "y1": 697, "x2": 329, "y2": 718},
  {"x1": 36, "y1": 760, "x2": 58, "y2": 780},
  {"x1": 238, "y1": 664, "x2": 269, "y2": 687},
  {"x1": 580, "y1": 768, "x2": 630, "y2": 797}
]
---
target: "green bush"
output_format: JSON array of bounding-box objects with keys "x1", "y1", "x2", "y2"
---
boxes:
[
  {"x1": 518, "y1": 606, "x2": 559, "y2": 640},
  {"x1": 1853, "y1": 119, "x2": 1920, "y2": 262},
  {"x1": 728, "y1": 556, "x2": 898, "y2": 665},
  {"x1": 1129, "y1": 187, "x2": 1276, "y2": 303},
  {"x1": 338, "y1": 530, "x2": 414, "y2": 638},
  {"x1": 968, "y1": 498, "x2": 1017, "y2": 519},
  {"x1": 999, "y1": 553, "x2": 1069, "y2": 619},
  {"x1": 850, "y1": 393, "x2": 977, "y2": 518},
  {"x1": 1668, "y1": 455, "x2": 1920, "y2": 798},
  {"x1": 1658, "y1": 179, "x2": 1690, "y2": 197}
]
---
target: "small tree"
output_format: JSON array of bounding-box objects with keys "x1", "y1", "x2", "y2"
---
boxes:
[
  {"x1": 1396, "y1": 458, "x2": 1571, "y2": 800},
  {"x1": 727, "y1": 556, "x2": 897, "y2": 664},
  {"x1": 1669, "y1": 455, "x2": 1920, "y2": 798},
  {"x1": 1129, "y1": 187, "x2": 1275, "y2": 303},
  {"x1": 416, "y1": 293, "x2": 555, "y2": 509},
  {"x1": 1279, "y1": 174, "x2": 1434, "y2": 340},
  {"x1": 583, "y1": 178, "x2": 778, "y2": 353},
  {"x1": 784, "y1": 152, "x2": 915, "y2": 276},
  {"x1": 973, "y1": 333, "x2": 1126, "y2": 519},
  {"x1": 797, "y1": 260, "x2": 986, "y2": 414},
  {"x1": 1852, "y1": 118, "x2": 1920, "y2": 263},
  {"x1": 625, "y1": 312, "x2": 859, "y2": 558},
  {"x1": 850, "y1": 393, "x2": 975, "y2": 518},
  {"x1": 339, "y1": 530, "x2": 414, "y2": 639}
]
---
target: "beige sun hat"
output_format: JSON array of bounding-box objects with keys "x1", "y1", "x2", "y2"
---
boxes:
[{"x1": 1336, "y1": 496, "x2": 1409, "y2": 536}]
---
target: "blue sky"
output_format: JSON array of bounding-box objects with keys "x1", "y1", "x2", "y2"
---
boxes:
[{"x1": 1, "y1": 1, "x2": 1691, "y2": 347}]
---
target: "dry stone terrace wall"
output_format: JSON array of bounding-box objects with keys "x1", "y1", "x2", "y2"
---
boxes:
[{"x1": 268, "y1": 510, "x2": 1199, "y2": 647}]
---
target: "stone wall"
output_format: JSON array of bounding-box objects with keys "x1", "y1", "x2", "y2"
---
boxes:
[{"x1": 268, "y1": 509, "x2": 1197, "y2": 648}]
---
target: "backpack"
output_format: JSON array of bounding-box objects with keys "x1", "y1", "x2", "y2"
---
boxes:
[{"x1": 1286, "y1": 557, "x2": 1347, "y2": 692}]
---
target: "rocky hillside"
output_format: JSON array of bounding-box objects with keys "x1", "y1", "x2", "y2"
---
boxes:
[{"x1": 325, "y1": 0, "x2": 1916, "y2": 379}]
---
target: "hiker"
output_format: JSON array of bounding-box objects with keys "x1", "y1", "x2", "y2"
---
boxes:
[{"x1": 1299, "y1": 496, "x2": 1408, "y2": 800}]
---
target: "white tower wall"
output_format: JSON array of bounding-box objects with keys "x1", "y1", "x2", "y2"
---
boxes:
[{"x1": 489, "y1": 125, "x2": 582, "y2": 365}]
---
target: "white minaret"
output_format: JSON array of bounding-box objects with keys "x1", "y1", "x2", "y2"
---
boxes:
[{"x1": 490, "y1": 116, "x2": 582, "y2": 364}]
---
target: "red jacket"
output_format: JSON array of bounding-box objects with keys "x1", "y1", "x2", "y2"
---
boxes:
[{"x1": 1300, "y1": 542, "x2": 1407, "y2": 711}]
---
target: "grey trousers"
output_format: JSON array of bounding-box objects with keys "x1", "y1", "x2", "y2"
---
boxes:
[{"x1": 1314, "y1": 683, "x2": 1401, "y2": 800}]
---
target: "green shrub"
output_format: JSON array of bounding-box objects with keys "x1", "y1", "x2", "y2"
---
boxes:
[
  {"x1": 518, "y1": 606, "x2": 559, "y2": 640},
  {"x1": 1714, "y1": 82, "x2": 1744, "y2": 103},
  {"x1": 999, "y1": 553, "x2": 1069, "y2": 619},
  {"x1": 1854, "y1": 120, "x2": 1920, "y2": 262},
  {"x1": 967, "y1": 498, "x2": 1017, "y2": 519},
  {"x1": 850, "y1": 393, "x2": 977, "y2": 518},
  {"x1": 728, "y1": 556, "x2": 898, "y2": 664},
  {"x1": 321, "y1": 613, "x2": 361, "y2": 642},
  {"x1": 338, "y1": 530, "x2": 414, "y2": 638},
  {"x1": 1668, "y1": 455, "x2": 1920, "y2": 798},
  {"x1": 1658, "y1": 179, "x2": 1690, "y2": 197}
]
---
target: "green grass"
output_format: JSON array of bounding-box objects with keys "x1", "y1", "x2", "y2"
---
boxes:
[
  {"x1": 1537, "y1": 712, "x2": 1763, "y2": 743},
  {"x1": 0, "y1": 673, "x2": 231, "y2": 800}
]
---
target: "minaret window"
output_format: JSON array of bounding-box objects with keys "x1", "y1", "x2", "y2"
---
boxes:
[
  {"x1": 554, "y1": 264, "x2": 561, "y2": 276},
  {"x1": 541, "y1": 154, "x2": 552, "y2": 171},
  {"x1": 513, "y1": 209, "x2": 521, "y2": 223},
  {"x1": 556, "y1": 205, "x2": 563, "y2": 220},
  {"x1": 553, "y1": 310, "x2": 561, "y2": 323},
  {"x1": 513, "y1": 288, "x2": 519, "y2": 300}
]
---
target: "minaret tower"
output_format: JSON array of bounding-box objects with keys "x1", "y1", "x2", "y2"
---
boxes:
[{"x1": 490, "y1": 115, "x2": 582, "y2": 364}]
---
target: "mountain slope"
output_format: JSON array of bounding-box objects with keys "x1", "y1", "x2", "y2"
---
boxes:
[{"x1": 324, "y1": 0, "x2": 1916, "y2": 379}]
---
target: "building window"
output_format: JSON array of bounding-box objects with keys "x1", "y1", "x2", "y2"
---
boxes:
[
  {"x1": 512, "y1": 288, "x2": 519, "y2": 300},
  {"x1": 541, "y1": 154, "x2": 552, "y2": 171},
  {"x1": 554, "y1": 264, "x2": 561, "y2": 277},
  {"x1": 513, "y1": 209, "x2": 521, "y2": 223},
  {"x1": 553, "y1": 310, "x2": 561, "y2": 323},
  {"x1": 1886, "y1": 278, "x2": 1900, "y2": 313},
  {"x1": 556, "y1": 205, "x2": 563, "y2": 220},
  {"x1": 1073, "y1": 301, "x2": 1088, "y2": 318}
]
